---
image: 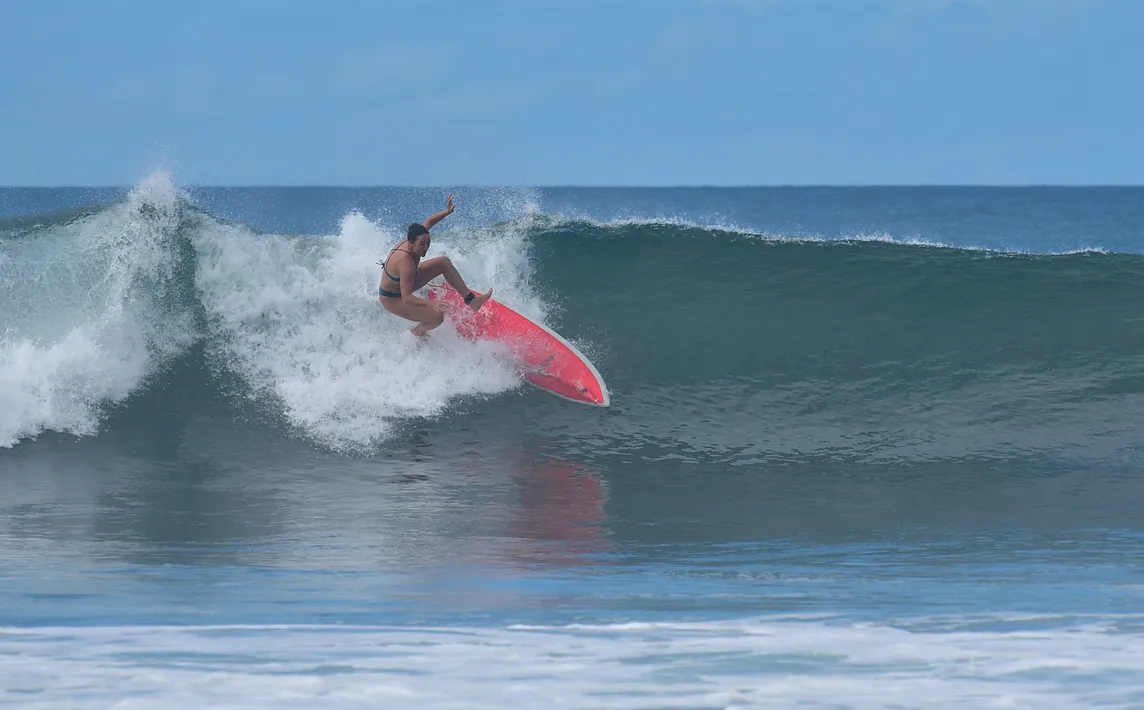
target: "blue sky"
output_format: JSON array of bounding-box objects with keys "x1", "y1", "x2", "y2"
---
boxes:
[{"x1": 2, "y1": 0, "x2": 1142, "y2": 186}]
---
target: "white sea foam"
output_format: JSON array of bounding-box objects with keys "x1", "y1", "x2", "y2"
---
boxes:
[
  {"x1": 191, "y1": 203, "x2": 545, "y2": 452},
  {"x1": 3, "y1": 615, "x2": 1142, "y2": 709},
  {"x1": 0, "y1": 172, "x2": 195, "y2": 448}
]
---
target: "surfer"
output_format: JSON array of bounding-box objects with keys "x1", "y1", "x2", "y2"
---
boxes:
[{"x1": 377, "y1": 194, "x2": 493, "y2": 336}]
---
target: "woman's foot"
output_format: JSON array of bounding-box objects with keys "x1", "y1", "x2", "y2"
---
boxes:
[{"x1": 468, "y1": 289, "x2": 493, "y2": 312}]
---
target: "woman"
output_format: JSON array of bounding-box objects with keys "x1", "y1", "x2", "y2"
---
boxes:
[{"x1": 377, "y1": 194, "x2": 492, "y2": 336}]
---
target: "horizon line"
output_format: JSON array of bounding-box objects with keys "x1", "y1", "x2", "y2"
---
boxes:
[{"x1": 3, "y1": 183, "x2": 1144, "y2": 190}]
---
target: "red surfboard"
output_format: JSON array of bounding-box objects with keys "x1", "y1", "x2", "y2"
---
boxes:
[{"x1": 428, "y1": 283, "x2": 610, "y2": 407}]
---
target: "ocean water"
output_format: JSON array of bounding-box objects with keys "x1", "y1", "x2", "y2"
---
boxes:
[{"x1": 2, "y1": 174, "x2": 1144, "y2": 708}]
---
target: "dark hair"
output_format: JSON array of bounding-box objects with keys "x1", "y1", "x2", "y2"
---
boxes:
[{"x1": 407, "y1": 223, "x2": 429, "y2": 241}]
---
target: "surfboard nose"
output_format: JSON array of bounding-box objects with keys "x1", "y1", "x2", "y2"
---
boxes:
[
  {"x1": 579, "y1": 381, "x2": 611, "y2": 407},
  {"x1": 431, "y1": 281, "x2": 611, "y2": 407}
]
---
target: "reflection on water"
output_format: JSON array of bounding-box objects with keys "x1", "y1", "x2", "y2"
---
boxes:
[
  {"x1": 509, "y1": 453, "x2": 609, "y2": 564},
  {"x1": 0, "y1": 406, "x2": 615, "y2": 575}
]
